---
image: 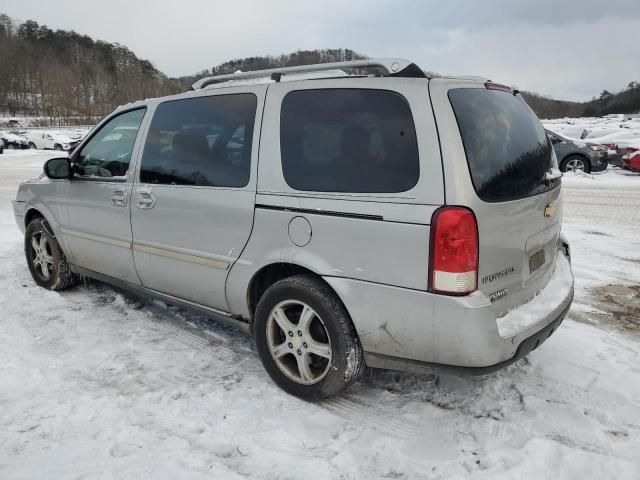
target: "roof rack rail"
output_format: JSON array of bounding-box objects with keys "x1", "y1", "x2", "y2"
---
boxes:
[{"x1": 191, "y1": 58, "x2": 425, "y2": 90}]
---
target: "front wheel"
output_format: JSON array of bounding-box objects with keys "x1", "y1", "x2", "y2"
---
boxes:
[
  {"x1": 254, "y1": 275, "x2": 365, "y2": 400},
  {"x1": 25, "y1": 217, "x2": 77, "y2": 290},
  {"x1": 561, "y1": 155, "x2": 591, "y2": 173},
  {"x1": 54, "y1": 144, "x2": 63, "y2": 151},
  {"x1": 28, "y1": 142, "x2": 37, "y2": 149}
]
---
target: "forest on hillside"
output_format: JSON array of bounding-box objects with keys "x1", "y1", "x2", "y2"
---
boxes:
[
  {"x1": 522, "y1": 84, "x2": 640, "y2": 119},
  {"x1": 0, "y1": 13, "x2": 638, "y2": 125},
  {"x1": 0, "y1": 14, "x2": 180, "y2": 124}
]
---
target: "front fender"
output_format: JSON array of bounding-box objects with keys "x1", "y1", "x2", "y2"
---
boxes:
[{"x1": 19, "y1": 180, "x2": 72, "y2": 259}]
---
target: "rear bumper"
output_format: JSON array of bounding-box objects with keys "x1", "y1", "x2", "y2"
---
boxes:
[
  {"x1": 325, "y1": 245, "x2": 574, "y2": 374},
  {"x1": 365, "y1": 290, "x2": 571, "y2": 376}
]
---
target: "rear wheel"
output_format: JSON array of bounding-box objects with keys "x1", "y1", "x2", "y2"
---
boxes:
[
  {"x1": 25, "y1": 217, "x2": 77, "y2": 290},
  {"x1": 254, "y1": 275, "x2": 365, "y2": 400},
  {"x1": 561, "y1": 155, "x2": 591, "y2": 173},
  {"x1": 54, "y1": 144, "x2": 63, "y2": 151},
  {"x1": 28, "y1": 142, "x2": 36, "y2": 149}
]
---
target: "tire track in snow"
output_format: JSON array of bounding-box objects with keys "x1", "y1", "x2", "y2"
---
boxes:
[
  {"x1": 321, "y1": 395, "x2": 424, "y2": 438},
  {"x1": 62, "y1": 287, "x2": 445, "y2": 440},
  {"x1": 60, "y1": 287, "x2": 241, "y2": 363}
]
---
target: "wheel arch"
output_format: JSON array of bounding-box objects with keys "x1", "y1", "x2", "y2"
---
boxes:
[
  {"x1": 24, "y1": 206, "x2": 64, "y2": 243},
  {"x1": 246, "y1": 262, "x2": 345, "y2": 321},
  {"x1": 24, "y1": 207, "x2": 45, "y2": 228}
]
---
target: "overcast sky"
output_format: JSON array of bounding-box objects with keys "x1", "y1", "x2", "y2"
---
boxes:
[{"x1": 1, "y1": 0, "x2": 639, "y2": 101}]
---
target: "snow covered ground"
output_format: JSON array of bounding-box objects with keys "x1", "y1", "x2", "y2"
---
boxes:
[
  {"x1": 544, "y1": 115, "x2": 640, "y2": 150},
  {"x1": 1, "y1": 150, "x2": 639, "y2": 479}
]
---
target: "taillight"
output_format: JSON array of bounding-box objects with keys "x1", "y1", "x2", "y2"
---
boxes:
[{"x1": 429, "y1": 207, "x2": 478, "y2": 295}]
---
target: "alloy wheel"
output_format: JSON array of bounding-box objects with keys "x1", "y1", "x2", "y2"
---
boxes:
[
  {"x1": 266, "y1": 300, "x2": 332, "y2": 385},
  {"x1": 565, "y1": 158, "x2": 586, "y2": 172},
  {"x1": 29, "y1": 231, "x2": 55, "y2": 281}
]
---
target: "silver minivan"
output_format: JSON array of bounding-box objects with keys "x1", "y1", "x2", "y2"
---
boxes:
[{"x1": 12, "y1": 59, "x2": 574, "y2": 399}]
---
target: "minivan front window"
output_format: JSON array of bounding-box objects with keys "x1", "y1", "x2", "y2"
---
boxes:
[
  {"x1": 75, "y1": 108, "x2": 146, "y2": 178},
  {"x1": 449, "y1": 88, "x2": 559, "y2": 203}
]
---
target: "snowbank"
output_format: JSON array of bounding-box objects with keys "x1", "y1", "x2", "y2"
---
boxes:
[{"x1": 544, "y1": 116, "x2": 640, "y2": 149}]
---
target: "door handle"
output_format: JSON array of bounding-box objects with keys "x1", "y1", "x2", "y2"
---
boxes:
[
  {"x1": 137, "y1": 191, "x2": 155, "y2": 209},
  {"x1": 110, "y1": 190, "x2": 127, "y2": 207}
]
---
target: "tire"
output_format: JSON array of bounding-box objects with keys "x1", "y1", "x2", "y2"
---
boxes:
[
  {"x1": 254, "y1": 274, "x2": 365, "y2": 400},
  {"x1": 54, "y1": 144, "x2": 63, "y2": 151},
  {"x1": 28, "y1": 142, "x2": 36, "y2": 149},
  {"x1": 25, "y1": 217, "x2": 78, "y2": 290},
  {"x1": 560, "y1": 155, "x2": 591, "y2": 173}
]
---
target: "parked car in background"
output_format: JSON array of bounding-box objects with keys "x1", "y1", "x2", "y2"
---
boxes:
[
  {"x1": 546, "y1": 130, "x2": 608, "y2": 173},
  {"x1": 604, "y1": 145, "x2": 639, "y2": 168},
  {"x1": 1, "y1": 131, "x2": 30, "y2": 149},
  {"x1": 26, "y1": 130, "x2": 81, "y2": 151},
  {"x1": 622, "y1": 149, "x2": 640, "y2": 172},
  {"x1": 601, "y1": 143, "x2": 623, "y2": 167},
  {"x1": 0, "y1": 139, "x2": 3, "y2": 154},
  {"x1": 13, "y1": 59, "x2": 574, "y2": 399}
]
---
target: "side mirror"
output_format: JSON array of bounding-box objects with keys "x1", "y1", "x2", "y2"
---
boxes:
[{"x1": 44, "y1": 157, "x2": 72, "y2": 179}]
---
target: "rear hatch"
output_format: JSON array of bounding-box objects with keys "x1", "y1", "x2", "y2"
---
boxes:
[{"x1": 430, "y1": 79, "x2": 562, "y2": 315}]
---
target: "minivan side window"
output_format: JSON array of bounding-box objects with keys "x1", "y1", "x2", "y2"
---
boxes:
[
  {"x1": 280, "y1": 89, "x2": 419, "y2": 193},
  {"x1": 139, "y1": 94, "x2": 257, "y2": 187},
  {"x1": 75, "y1": 108, "x2": 146, "y2": 179}
]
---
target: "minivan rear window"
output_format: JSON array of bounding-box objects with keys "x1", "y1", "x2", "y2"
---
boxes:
[
  {"x1": 280, "y1": 89, "x2": 419, "y2": 193},
  {"x1": 449, "y1": 88, "x2": 559, "y2": 203}
]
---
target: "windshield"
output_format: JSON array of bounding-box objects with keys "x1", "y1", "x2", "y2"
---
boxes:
[{"x1": 449, "y1": 88, "x2": 559, "y2": 202}]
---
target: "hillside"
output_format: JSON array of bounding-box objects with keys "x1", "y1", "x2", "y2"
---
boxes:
[
  {"x1": 174, "y1": 48, "x2": 373, "y2": 91},
  {"x1": 0, "y1": 14, "x2": 181, "y2": 124},
  {"x1": 1, "y1": 13, "x2": 638, "y2": 124},
  {"x1": 522, "y1": 85, "x2": 640, "y2": 119}
]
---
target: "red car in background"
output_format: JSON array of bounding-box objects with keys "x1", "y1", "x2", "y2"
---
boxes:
[{"x1": 622, "y1": 149, "x2": 640, "y2": 172}]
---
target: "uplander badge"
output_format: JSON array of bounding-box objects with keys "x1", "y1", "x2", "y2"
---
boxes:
[{"x1": 482, "y1": 266, "x2": 515, "y2": 284}]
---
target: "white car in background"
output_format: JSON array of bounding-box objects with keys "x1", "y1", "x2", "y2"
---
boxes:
[{"x1": 27, "y1": 130, "x2": 82, "y2": 151}]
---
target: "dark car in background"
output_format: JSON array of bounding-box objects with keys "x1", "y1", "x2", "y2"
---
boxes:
[
  {"x1": 546, "y1": 130, "x2": 608, "y2": 173},
  {"x1": 1, "y1": 131, "x2": 30, "y2": 150}
]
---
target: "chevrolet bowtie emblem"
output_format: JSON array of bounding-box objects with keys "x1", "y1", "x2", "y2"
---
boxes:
[{"x1": 544, "y1": 202, "x2": 556, "y2": 218}]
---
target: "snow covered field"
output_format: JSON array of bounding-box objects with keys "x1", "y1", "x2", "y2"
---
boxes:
[
  {"x1": 544, "y1": 115, "x2": 640, "y2": 150},
  {"x1": 1, "y1": 150, "x2": 639, "y2": 479}
]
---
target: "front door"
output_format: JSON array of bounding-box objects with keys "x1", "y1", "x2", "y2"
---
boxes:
[
  {"x1": 130, "y1": 89, "x2": 263, "y2": 311},
  {"x1": 61, "y1": 108, "x2": 147, "y2": 285}
]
